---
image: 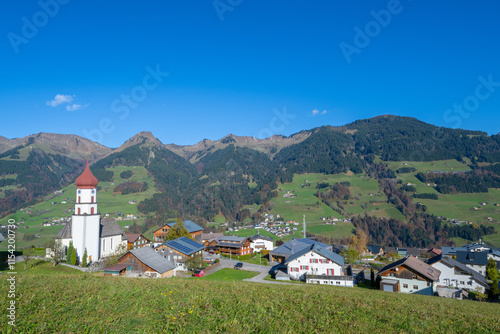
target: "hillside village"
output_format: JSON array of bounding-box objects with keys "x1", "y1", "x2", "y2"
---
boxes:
[{"x1": 0, "y1": 164, "x2": 488, "y2": 305}]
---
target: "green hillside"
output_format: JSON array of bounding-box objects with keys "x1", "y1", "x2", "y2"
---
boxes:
[
  {"x1": 1, "y1": 267, "x2": 499, "y2": 333},
  {"x1": 0, "y1": 166, "x2": 157, "y2": 250}
]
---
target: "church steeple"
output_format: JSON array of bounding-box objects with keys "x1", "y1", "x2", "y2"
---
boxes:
[{"x1": 75, "y1": 160, "x2": 98, "y2": 189}]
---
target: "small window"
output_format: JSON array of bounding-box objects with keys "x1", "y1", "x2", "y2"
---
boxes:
[
  {"x1": 412, "y1": 274, "x2": 417, "y2": 279},
  {"x1": 413, "y1": 285, "x2": 418, "y2": 290},
  {"x1": 403, "y1": 284, "x2": 408, "y2": 288},
  {"x1": 460, "y1": 281, "x2": 465, "y2": 285}
]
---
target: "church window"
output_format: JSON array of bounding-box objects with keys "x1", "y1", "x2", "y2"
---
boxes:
[
  {"x1": 91, "y1": 196, "x2": 94, "y2": 203},
  {"x1": 103, "y1": 240, "x2": 106, "y2": 252},
  {"x1": 78, "y1": 196, "x2": 81, "y2": 203},
  {"x1": 91, "y1": 207, "x2": 95, "y2": 214},
  {"x1": 78, "y1": 208, "x2": 81, "y2": 215}
]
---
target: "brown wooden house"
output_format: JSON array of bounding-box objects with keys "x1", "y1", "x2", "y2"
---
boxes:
[
  {"x1": 207, "y1": 236, "x2": 252, "y2": 256},
  {"x1": 117, "y1": 247, "x2": 176, "y2": 278},
  {"x1": 153, "y1": 220, "x2": 203, "y2": 245},
  {"x1": 126, "y1": 233, "x2": 153, "y2": 250}
]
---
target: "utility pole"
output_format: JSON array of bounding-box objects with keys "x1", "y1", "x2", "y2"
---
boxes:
[{"x1": 303, "y1": 214, "x2": 306, "y2": 238}]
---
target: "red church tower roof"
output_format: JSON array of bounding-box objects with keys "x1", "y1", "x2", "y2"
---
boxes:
[{"x1": 75, "y1": 160, "x2": 98, "y2": 189}]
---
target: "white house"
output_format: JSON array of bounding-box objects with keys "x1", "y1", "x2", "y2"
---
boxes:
[
  {"x1": 427, "y1": 255, "x2": 488, "y2": 293},
  {"x1": 378, "y1": 256, "x2": 441, "y2": 295},
  {"x1": 55, "y1": 161, "x2": 127, "y2": 263},
  {"x1": 249, "y1": 235, "x2": 274, "y2": 253},
  {"x1": 284, "y1": 243, "x2": 353, "y2": 287},
  {"x1": 455, "y1": 250, "x2": 489, "y2": 276}
]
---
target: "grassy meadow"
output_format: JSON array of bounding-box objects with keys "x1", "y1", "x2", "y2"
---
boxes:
[{"x1": 1, "y1": 263, "x2": 499, "y2": 333}]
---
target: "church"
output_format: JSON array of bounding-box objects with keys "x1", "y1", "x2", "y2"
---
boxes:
[{"x1": 56, "y1": 161, "x2": 127, "y2": 263}]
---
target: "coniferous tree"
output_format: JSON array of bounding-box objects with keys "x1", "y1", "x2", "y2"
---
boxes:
[
  {"x1": 71, "y1": 247, "x2": 77, "y2": 266},
  {"x1": 81, "y1": 248, "x2": 88, "y2": 267},
  {"x1": 66, "y1": 241, "x2": 74, "y2": 264},
  {"x1": 370, "y1": 266, "x2": 375, "y2": 288}
]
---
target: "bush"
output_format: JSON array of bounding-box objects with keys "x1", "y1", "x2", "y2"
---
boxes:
[{"x1": 120, "y1": 170, "x2": 133, "y2": 179}]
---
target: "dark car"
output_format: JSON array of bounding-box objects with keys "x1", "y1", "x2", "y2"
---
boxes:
[
  {"x1": 193, "y1": 270, "x2": 205, "y2": 277},
  {"x1": 234, "y1": 262, "x2": 243, "y2": 269}
]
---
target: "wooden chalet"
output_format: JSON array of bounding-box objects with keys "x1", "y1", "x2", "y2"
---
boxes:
[
  {"x1": 377, "y1": 256, "x2": 441, "y2": 295},
  {"x1": 126, "y1": 233, "x2": 153, "y2": 250},
  {"x1": 207, "y1": 236, "x2": 252, "y2": 256},
  {"x1": 117, "y1": 247, "x2": 176, "y2": 278},
  {"x1": 153, "y1": 220, "x2": 203, "y2": 244},
  {"x1": 155, "y1": 236, "x2": 204, "y2": 268}
]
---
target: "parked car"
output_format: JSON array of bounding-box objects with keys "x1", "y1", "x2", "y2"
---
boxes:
[
  {"x1": 193, "y1": 270, "x2": 205, "y2": 277},
  {"x1": 204, "y1": 257, "x2": 215, "y2": 263},
  {"x1": 234, "y1": 262, "x2": 243, "y2": 269}
]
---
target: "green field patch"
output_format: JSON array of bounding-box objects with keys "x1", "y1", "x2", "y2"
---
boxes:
[
  {"x1": 198, "y1": 268, "x2": 259, "y2": 281},
  {"x1": 225, "y1": 228, "x2": 277, "y2": 240}
]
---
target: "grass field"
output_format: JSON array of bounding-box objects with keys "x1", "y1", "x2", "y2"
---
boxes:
[
  {"x1": 197, "y1": 268, "x2": 259, "y2": 281},
  {"x1": 0, "y1": 166, "x2": 157, "y2": 250},
  {"x1": 1, "y1": 269, "x2": 499, "y2": 333},
  {"x1": 225, "y1": 228, "x2": 278, "y2": 240}
]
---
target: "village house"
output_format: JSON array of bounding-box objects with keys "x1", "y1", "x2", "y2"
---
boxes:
[
  {"x1": 365, "y1": 245, "x2": 384, "y2": 257},
  {"x1": 377, "y1": 256, "x2": 441, "y2": 295},
  {"x1": 155, "y1": 236, "x2": 204, "y2": 271},
  {"x1": 427, "y1": 254, "x2": 488, "y2": 293},
  {"x1": 126, "y1": 233, "x2": 153, "y2": 250},
  {"x1": 206, "y1": 236, "x2": 252, "y2": 256},
  {"x1": 270, "y1": 238, "x2": 331, "y2": 263},
  {"x1": 249, "y1": 234, "x2": 274, "y2": 253},
  {"x1": 201, "y1": 232, "x2": 224, "y2": 246},
  {"x1": 116, "y1": 247, "x2": 176, "y2": 278},
  {"x1": 455, "y1": 250, "x2": 489, "y2": 276},
  {"x1": 153, "y1": 220, "x2": 204, "y2": 245},
  {"x1": 283, "y1": 243, "x2": 353, "y2": 287}
]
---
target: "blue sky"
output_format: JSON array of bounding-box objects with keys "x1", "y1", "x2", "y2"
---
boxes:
[{"x1": 1, "y1": 0, "x2": 499, "y2": 147}]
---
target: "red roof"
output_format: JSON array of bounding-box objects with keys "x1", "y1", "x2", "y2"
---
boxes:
[{"x1": 75, "y1": 160, "x2": 98, "y2": 189}]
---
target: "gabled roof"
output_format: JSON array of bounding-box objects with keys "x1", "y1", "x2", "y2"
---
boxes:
[
  {"x1": 156, "y1": 236, "x2": 204, "y2": 256},
  {"x1": 201, "y1": 232, "x2": 224, "y2": 241},
  {"x1": 56, "y1": 222, "x2": 72, "y2": 239},
  {"x1": 126, "y1": 233, "x2": 141, "y2": 243},
  {"x1": 270, "y1": 238, "x2": 330, "y2": 257},
  {"x1": 155, "y1": 220, "x2": 204, "y2": 234},
  {"x1": 104, "y1": 263, "x2": 130, "y2": 272},
  {"x1": 456, "y1": 250, "x2": 489, "y2": 266},
  {"x1": 284, "y1": 243, "x2": 345, "y2": 267},
  {"x1": 101, "y1": 218, "x2": 127, "y2": 240},
  {"x1": 427, "y1": 255, "x2": 488, "y2": 287},
  {"x1": 367, "y1": 245, "x2": 382, "y2": 254},
  {"x1": 441, "y1": 246, "x2": 461, "y2": 255},
  {"x1": 215, "y1": 236, "x2": 249, "y2": 248},
  {"x1": 122, "y1": 247, "x2": 176, "y2": 274},
  {"x1": 249, "y1": 235, "x2": 274, "y2": 242},
  {"x1": 378, "y1": 256, "x2": 441, "y2": 282}
]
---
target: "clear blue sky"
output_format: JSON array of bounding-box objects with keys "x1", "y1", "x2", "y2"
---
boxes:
[{"x1": 1, "y1": 0, "x2": 499, "y2": 147}]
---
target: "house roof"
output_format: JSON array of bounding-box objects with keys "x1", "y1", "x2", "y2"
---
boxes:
[
  {"x1": 103, "y1": 263, "x2": 130, "y2": 272},
  {"x1": 378, "y1": 256, "x2": 441, "y2": 282},
  {"x1": 215, "y1": 236, "x2": 249, "y2": 248},
  {"x1": 406, "y1": 248, "x2": 421, "y2": 257},
  {"x1": 427, "y1": 254, "x2": 488, "y2": 287},
  {"x1": 55, "y1": 222, "x2": 72, "y2": 239},
  {"x1": 101, "y1": 218, "x2": 127, "y2": 240},
  {"x1": 126, "y1": 233, "x2": 141, "y2": 243},
  {"x1": 367, "y1": 245, "x2": 382, "y2": 254},
  {"x1": 270, "y1": 238, "x2": 330, "y2": 257},
  {"x1": 155, "y1": 220, "x2": 204, "y2": 234},
  {"x1": 156, "y1": 236, "x2": 204, "y2": 256},
  {"x1": 122, "y1": 247, "x2": 176, "y2": 274},
  {"x1": 284, "y1": 243, "x2": 345, "y2": 267},
  {"x1": 201, "y1": 232, "x2": 224, "y2": 241},
  {"x1": 249, "y1": 235, "x2": 274, "y2": 242},
  {"x1": 428, "y1": 248, "x2": 442, "y2": 255},
  {"x1": 384, "y1": 247, "x2": 398, "y2": 254},
  {"x1": 455, "y1": 250, "x2": 489, "y2": 266}
]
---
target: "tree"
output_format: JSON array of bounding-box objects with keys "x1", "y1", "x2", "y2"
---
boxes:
[
  {"x1": 184, "y1": 253, "x2": 204, "y2": 271},
  {"x1": 66, "y1": 241, "x2": 74, "y2": 264},
  {"x1": 475, "y1": 286, "x2": 487, "y2": 302},
  {"x1": 23, "y1": 247, "x2": 35, "y2": 270},
  {"x1": 81, "y1": 248, "x2": 88, "y2": 267},
  {"x1": 45, "y1": 239, "x2": 65, "y2": 267},
  {"x1": 488, "y1": 279, "x2": 499, "y2": 302},
  {"x1": 487, "y1": 258, "x2": 498, "y2": 281},
  {"x1": 164, "y1": 219, "x2": 194, "y2": 241},
  {"x1": 70, "y1": 246, "x2": 77, "y2": 265},
  {"x1": 350, "y1": 229, "x2": 368, "y2": 257},
  {"x1": 102, "y1": 243, "x2": 128, "y2": 268}
]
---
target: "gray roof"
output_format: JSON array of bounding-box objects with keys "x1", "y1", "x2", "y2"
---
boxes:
[
  {"x1": 270, "y1": 238, "x2": 330, "y2": 258},
  {"x1": 284, "y1": 243, "x2": 345, "y2": 267},
  {"x1": 367, "y1": 245, "x2": 382, "y2": 254},
  {"x1": 456, "y1": 250, "x2": 489, "y2": 266},
  {"x1": 156, "y1": 236, "x2": 204, "y2": 256},
  {"x1": 165, "y1": 220, "x2": 203, "y2": 233},
  {"x1": 125, "y1": 247, "x2": 176, "y2": 274},
  {"x1": 100, "y1": 218, "x2": 127, "y2": 240},
  {"x1": 427, "y1": 254, "x2": 488, "y2": 287},
  {"x1": 215, "y1": 236, "x2": 248, "y2": 248},
  {"x1": 250, "y1": 235, "x2": 274, "y2": 242},
  {"x1": 55, "y1": 222, "x2": 72, "y2": 239},
  {"x1": 378, "y1": 256, "x2": 441, "y2": 282}
]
